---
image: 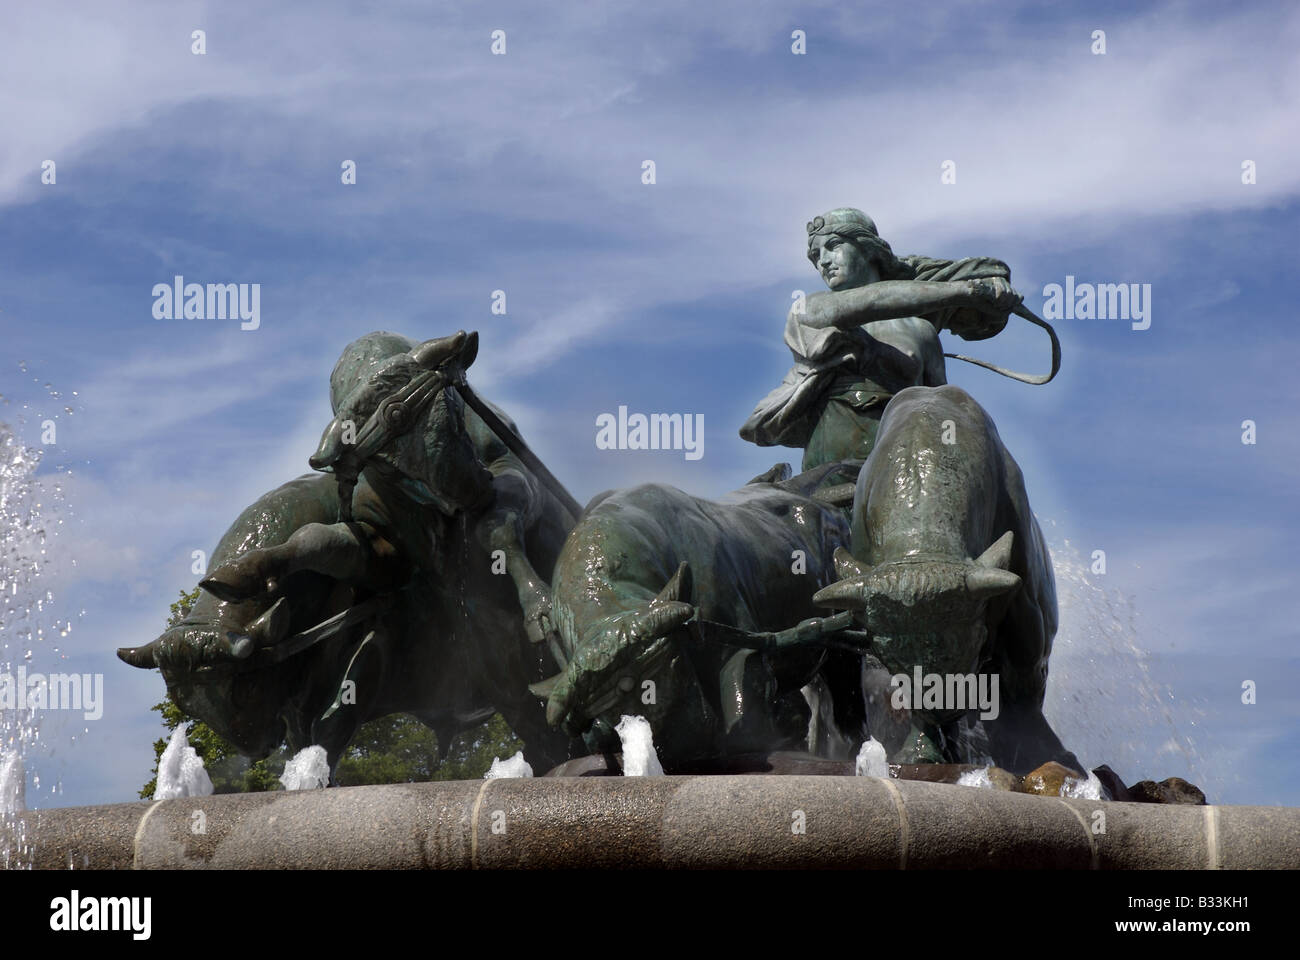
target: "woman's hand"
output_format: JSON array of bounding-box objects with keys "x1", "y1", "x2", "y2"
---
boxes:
[{"x1": 967, "y1": 277, "x2": 1023, "y2": 315}]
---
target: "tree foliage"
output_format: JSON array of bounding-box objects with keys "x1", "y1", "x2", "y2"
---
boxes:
[{"x1": 333, "y1": 713, "x2": 524, "y2": 785}]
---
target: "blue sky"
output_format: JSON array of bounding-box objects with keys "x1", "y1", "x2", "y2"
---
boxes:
[{"x1": 1, "y1": 0, "x2": 1296, "y2": 808}]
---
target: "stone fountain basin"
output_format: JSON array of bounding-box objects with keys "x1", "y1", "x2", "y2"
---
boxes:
[{"x1": 6, "y1": 775, "x2": 1295, "y2": 869}]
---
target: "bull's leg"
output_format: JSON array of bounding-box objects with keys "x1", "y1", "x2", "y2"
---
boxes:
[
  {"x1": 200, "y1": 521, "x2": 402, "y2": 602},
  {"x1": 310, "y1": 628, "x2": 391, "y2": 783},
  {"x1": 984, "y1": 603, "x2": 1083, "y2": 774},
  {"x1": 475, "y1": 468, "x2": 557, "y2": 649},
  {"x1": 859, "y1": 654, "x2": 917, "y2": 757},
  {"x1": 985, "y1": 702, "x2": 1085, "y2": 776},
  {"x1": 480, "y1": 513, "x2": 553, "y2": 641},
  {"x1": 492, "y1": 694, "x2": 576, "y2": 774}
]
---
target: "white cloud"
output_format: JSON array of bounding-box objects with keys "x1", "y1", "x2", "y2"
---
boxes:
[{"x1": 6, "y1": 2, "x2": 1296, "y2": 372}]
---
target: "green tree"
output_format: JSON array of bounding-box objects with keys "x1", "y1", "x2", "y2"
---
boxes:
[
  {"x1": 429, "y1": 714, "x2": 527, "y2": 781},
  {"x1": 141, "y1": 589, "x2": 528, "y2": 796}
]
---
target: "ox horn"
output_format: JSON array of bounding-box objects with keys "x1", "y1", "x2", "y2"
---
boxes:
[
  {"x1": 966, "y1": 531, "x2": 1020, "y2": 600},
  {"x1": 813, "y1": 548, "x2": 876, "y2": 610},
  {"x1": 412, "y1": 330, "x2": 469, "y2": 370},
  {"x1": 117, "y1": 639, "x2": 160, "y2": 669},
  {"x1": 832, "y1": 546, "x2": 869, "y2": 581},
  {"x1": 814, "y1": 553, "x2": 1020, "y2": 618},
  {"x1": 632, "y1": 563, "x2": 696, "y2": 637},
  {"x1": 975, "y1": 531, "x2": 1015, "y2": 570},
  {"x1": 655, "y1": 561, "x2": 693, "y2": 605},
  {"x1": 119, "y1": 623, "x2": 258, "y2": 671},
  {"x1": 811, "y1": 571, "x2": 868, "y2": 611},
  {"x1": 309, "y1": 417, "x2": 346, "y2": 471},
  {"x1": 964, "y1": 567, "x2": 1021, "y2": 601}
]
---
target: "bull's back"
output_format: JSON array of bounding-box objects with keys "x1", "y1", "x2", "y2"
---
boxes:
[
  {"x1": 552, "y1": 482, "x2": 849, "y2": 644},
  {"x1": 856, "y1": 385, "x2": 1000, "y2": 564},
  {"x1": 184, "y1": 474, "x2": 341, "y2": 630},
  {"x1": 211, "y1": 474, "x2": 341, "y2": 567}
]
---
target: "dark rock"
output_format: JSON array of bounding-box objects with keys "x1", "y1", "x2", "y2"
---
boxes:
[
  {"x1": 1092, "y1": 764, "x2": 1131, "y2": 801},
  {"x1": 1162, "y1": 777, "x2": 1207, "y2": 805},
  {"x1": 1129, "y1": 777, "x2": 1207, "y2": 805}
]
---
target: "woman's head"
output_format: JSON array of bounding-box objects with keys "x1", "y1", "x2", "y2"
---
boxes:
[{"x1": 806, "y1": 208, "x2": 913, "y2": 290}]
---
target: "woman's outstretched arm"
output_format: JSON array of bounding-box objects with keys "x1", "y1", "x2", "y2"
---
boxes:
[{"x1": 803, "y1": 277, "x2": 1018, "y2": 331}]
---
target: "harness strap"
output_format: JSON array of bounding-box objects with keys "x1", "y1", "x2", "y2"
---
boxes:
[{"x1": 943, "y1": 305, "x2": 1061, "y2": 385}]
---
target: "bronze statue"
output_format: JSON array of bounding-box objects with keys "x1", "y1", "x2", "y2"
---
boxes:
[
  {"x1": 119, "y1": 331, "x2": 580, "y2": 775},
  {"x1": 542, "y1": 208, "x2": 1076, "y2": 772},
  {"x1": 118, "y1": 208, "x2": 1081, "y2": 783},
  {"x1": 741, "y1": 207, "x2": 1054, "y2": 469}
]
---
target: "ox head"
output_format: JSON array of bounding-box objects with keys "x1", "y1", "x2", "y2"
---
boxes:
[
  {"x1": 813, "y1": 532, "x2": 1021, "y2": 721},
  {"x1": 310, "y1": 330, "x2": 492, "y2": 519},
  {"x1": 117, "y1": 590, "x2": 314, "y2": 757},
  {"x1": 117, "y1": 470, "x2": 356, "y2": 758}
]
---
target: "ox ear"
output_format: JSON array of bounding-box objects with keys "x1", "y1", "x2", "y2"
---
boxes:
[{"x1": 974, "y1": 531, "x2": 1015, "y2": 571}]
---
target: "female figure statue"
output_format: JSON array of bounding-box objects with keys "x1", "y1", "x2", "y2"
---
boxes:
[{"x1": 741, "y1": 207, "x2": 1022, "y2": 469}]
